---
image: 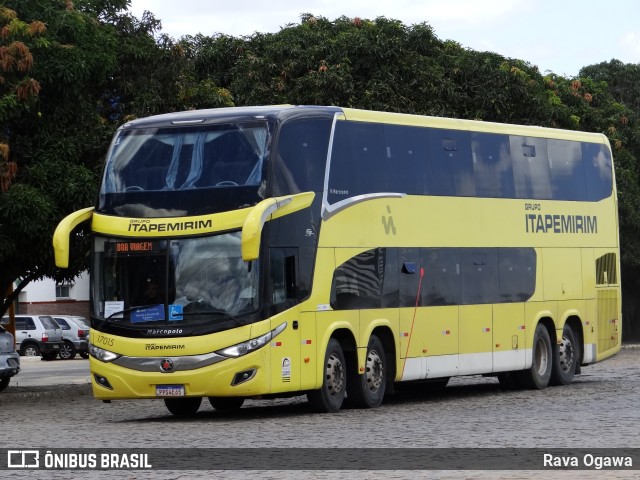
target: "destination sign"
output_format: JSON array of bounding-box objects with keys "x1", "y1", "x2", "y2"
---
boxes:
[{"x1": 106, "y1": 241, "x2": 160, "y2": 254}]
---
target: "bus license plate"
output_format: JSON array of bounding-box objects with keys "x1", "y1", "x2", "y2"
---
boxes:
[{"x1": 156, "y1": 385, "x2": 185, "y2": 397}]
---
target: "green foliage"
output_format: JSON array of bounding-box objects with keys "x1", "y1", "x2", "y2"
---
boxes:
[
  {"x1": 2, "y1": 7, "x2": 640, "y2": 326},
  {"x1": 0, "y1": 0, "x2": 125, "y2": 314},
  {"x1": 580, "y1": 60, "x2": 640, "y2": 113}
]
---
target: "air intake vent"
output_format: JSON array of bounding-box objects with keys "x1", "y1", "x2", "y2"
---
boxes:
[{"x1": 596, "y1": 253, "x2": 617, "y2": 285}]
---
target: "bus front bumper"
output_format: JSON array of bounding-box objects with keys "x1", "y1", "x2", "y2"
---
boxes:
[{"x1": 89, "y1": 352, "x2": 269, "y2": 401}]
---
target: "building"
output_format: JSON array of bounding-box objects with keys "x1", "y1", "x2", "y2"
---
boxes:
[{"x1": 14, "y1": 272, "x2": 90, "y2": 318}]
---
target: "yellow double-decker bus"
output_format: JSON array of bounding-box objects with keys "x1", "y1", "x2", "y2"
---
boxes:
[{"x1": 54, "y1": 106, "x2": 621, "y2": 415}]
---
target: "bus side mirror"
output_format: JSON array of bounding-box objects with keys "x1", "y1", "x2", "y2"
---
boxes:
[
  {"x1": 242, "y1": 198, "x2": 279, "y2": 261},
  {"x1": 241, "y1": 192, "x2": 315, "y2": 261},
  {"x1": 53, "y1": 207, "x2": 94, "y2": 268}
]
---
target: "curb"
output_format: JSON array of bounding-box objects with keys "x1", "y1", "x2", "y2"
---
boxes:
[{"x1": 0, "y1": 383, "x2": 93, "y2": 404}]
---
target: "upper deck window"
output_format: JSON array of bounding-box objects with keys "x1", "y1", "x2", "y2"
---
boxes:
[
  {"x1": 272, "y1": 117, "x2": 333, "y2": 195},
  {"x1": 325, "y1": 120, "x2": 613, "y2": 206},
  {"x1": 102, "y1": 123, "x2": 268, "y2": 194}
]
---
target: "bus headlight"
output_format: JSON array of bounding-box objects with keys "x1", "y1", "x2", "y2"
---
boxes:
[
  {"x1": 89, "y1": 343, "x2": 122, "y2": 362},
  {"x1": 217, "y1": 322, "x2": 287, "y2": 358}
]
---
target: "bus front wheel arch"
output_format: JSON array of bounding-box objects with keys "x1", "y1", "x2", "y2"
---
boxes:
[{"x1": 307, "y1": 338, "x2": 346, "y2": 413}]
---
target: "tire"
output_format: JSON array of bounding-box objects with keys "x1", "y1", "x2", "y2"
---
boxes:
[
  {"x1": 346, "y1": 334, "x2": 386, "y2": 409},
  {"x1": 59, "y1": 341, "x2": 76, "y2": 360},
  {"x1": 518, "y1": 323, "x2": 552, "y2": 389},
  {"x1": 164, "y1": 397, "x2": 202, "y2": 416},
  {"x1": 550, "y1": 324, "x2": 578, "y2": 386},
  {"x1": 208, "y1": 397, "x2": 245, "y2": 411},
  {"x1": 21, "y1": 343, "x2": 40, "y2": 357},
  {"x1": 307, "y1": 338, "x2": 347, "y2": 413},
  {"x1": 79, "y1": 352, "x2": 89, "y2": 359},
  {"x1": 0, "y1": 377, "x2": 9, "y2": 393}
]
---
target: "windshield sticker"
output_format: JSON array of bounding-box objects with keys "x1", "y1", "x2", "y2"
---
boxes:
[
  {"x1": 104, "y1": 301, "x2": 124, "y2": 319},
  {"x1": 131, "y1": 304, "x2": 165, "y2": 323},
  {"x1": 168, "y1": 304, "x2": 184, "y2": 321}
]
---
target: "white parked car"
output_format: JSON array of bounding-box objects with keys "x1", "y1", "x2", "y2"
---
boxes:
[
  {"x1": 1, "y1": 315, "x2": 64, "y2": 360},
  {"x1": 52, "y1": 315, "x2": 90, "y2": 360}
]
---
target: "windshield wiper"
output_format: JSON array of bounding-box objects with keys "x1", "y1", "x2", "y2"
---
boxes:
[
  {"x1": 179, "y1": 309, "x2": 243, "y2": 326},
  {"x1": 105, "y1": 304, "x2": 161, "y2": 320}
]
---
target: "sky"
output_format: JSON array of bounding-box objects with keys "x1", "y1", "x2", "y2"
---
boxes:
[{"x1": 128, "y1": 0, "x2": 640, "y2": 78}]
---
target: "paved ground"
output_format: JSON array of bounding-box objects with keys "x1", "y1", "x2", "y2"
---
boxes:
[{"x1": 1, "y1": 346, "x2": 639, "y2": 479}]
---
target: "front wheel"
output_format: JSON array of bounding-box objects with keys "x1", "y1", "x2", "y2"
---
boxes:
[
  {"x1": 347, "y1": 334, "x2": 386, "y2": 408},
  {"x1": 307, "y1": 338, "x2": 346, "y2": 413},
  {"x1": 550, "y1": 324, "x2": 578, "y2": 386},
  {"x1": 164, "y1": 397, "x2": 202, "y2": 416},
  {"x1": 0, "y1": 377, "x2": 9, "y2": 392},
  {"x1": 518, "y1": 323, "x2": 552, "y2": 389}
]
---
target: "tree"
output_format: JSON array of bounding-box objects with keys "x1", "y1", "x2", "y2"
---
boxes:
[
  {"x1": 3, "y1": 8, "x2": 640, "y2": 339},
  {"x1": 0, "y1": 6, "x2": 44, "y2": 191},
  {"x1": 0, "y1": 1, "x2": 125, "y2": 316},
  {"x1": 0, "y1": 1, "x2": 236, "y2": 317}
]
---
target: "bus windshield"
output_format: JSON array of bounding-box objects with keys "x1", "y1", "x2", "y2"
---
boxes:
[
  {"x1": 101, "y1": 122, "x2": 268, "y2": 194},
  {"x1": 92, "y1": 233, "x2": 259, "y2": 331}
]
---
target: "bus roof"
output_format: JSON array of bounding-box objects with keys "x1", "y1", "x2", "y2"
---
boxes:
[
  {"x1": 119, "y1": 105, "x2": 341, "y2": 129},
  {"x1": 340, "y1": 107, "x2": 610, "y2": 145},
  {"x1": 120, "y1": 105, "x2": 609, "y2": 146}
]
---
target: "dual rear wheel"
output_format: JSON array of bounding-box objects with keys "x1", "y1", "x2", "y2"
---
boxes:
[
  {"x1": 307, "y1": 335, "x2": 387, "y2": 413},
  {"x1": 500, "y1": 322, "x2": 579, "y2": 390}
]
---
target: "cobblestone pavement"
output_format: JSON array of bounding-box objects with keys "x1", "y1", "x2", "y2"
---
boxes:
[{"x1": 1, "y1": 346, "x2": 639, "y2": 479}]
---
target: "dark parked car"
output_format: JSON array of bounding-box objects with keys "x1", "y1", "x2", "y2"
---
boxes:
[{"x1": 0, "y1": 324, "x2": 20, "y2": 391}]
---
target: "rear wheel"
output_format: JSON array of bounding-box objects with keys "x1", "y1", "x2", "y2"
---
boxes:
[
  {"x1": 208, "y1": 397, "x2": 244, "y2": 411},
  {"x1": 21, "y1": 344, "x2": 40, "y2": 357},
  {"x1": 550, "y1": 324, "x2": 578, "y2": 386},
  {"x1": 307, "y1": 338, "x2": 346, "y2": 413},
  {"x1": 518, "y1": 323, "x2": 552, "y2": 389},
  {"x1": 59, "y1": 341, "x2": 76, "y2": 360},
  {"x1": 79, "y1": 352, "x2": 89, "y2": 359},
  {"x1": 164, "y1": 397, "x2": 202, "y2": 416},
  {"x1": 347, "y1": 335, "x2": 386, "y2": 408}
]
